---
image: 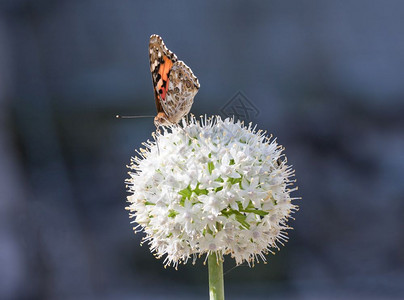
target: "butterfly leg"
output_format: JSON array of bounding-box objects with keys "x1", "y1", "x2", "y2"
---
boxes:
[
  {"x1": 153, "y1": 127, "x2": 161, "y2": 156},
  {"x1": 176, "y1": 123, "x2": 193, "y2": 146}
]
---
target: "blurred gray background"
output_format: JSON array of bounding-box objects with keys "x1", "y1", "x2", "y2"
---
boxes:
[{"x1": 1, "y1": 1, "x2": 403, "y2": 299}]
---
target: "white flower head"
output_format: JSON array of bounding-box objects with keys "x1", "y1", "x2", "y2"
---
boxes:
[{"x1": 126, "y1": 115, "x2": 298, "y2": 268}]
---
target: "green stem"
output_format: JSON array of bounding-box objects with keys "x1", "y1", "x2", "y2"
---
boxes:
[{"x1": 208, "y1": 252, "x2": 225, "y2": 300}]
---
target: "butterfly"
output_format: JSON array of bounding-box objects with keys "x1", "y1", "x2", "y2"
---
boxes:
[{"x1": 149, "y1": 34, "x2": 200, "y2": 127}]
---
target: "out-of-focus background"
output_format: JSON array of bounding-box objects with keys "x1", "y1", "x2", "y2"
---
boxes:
[{"x1": 1, "y1": 1, "x2": 403, "y2": 299}]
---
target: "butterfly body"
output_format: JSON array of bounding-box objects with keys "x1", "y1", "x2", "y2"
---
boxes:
[{"x1": 149, "y1": 34, "x2": 200, "y2": 127}]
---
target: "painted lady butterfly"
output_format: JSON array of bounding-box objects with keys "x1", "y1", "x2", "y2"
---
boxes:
[{"x1": 149, "y1": 34, "x2": 200, "y2": 127}]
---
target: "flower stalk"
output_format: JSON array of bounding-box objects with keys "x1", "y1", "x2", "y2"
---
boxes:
[{"x1": 208, "y1": 252, "x2": 224, "y2": 300}]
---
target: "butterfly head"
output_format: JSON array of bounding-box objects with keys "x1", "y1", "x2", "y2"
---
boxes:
[{"x1": 154, "y1": 112, "x2": 171, "y2": 128}]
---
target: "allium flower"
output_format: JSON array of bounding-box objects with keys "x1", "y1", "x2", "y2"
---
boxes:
[{"x1": 126, "y1": 115, "x2": 298, "y2": 268}]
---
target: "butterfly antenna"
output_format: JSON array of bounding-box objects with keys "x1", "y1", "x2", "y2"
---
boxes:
[{"x1": 116, "y1": 115, "x2": 155, "y2": 119}]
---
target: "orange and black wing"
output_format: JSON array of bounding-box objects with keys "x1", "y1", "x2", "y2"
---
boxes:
[{"x1": 149, "y1": 34, "x2": 177, "y2": 115}]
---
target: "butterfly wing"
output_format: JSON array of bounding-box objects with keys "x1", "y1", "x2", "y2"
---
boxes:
[
  {"x1": 162, "y1": 60, "x2": 200, "y2": 124},
  {"x1": 149, "y1": 34, "x2": 177, "y2": 114}
]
